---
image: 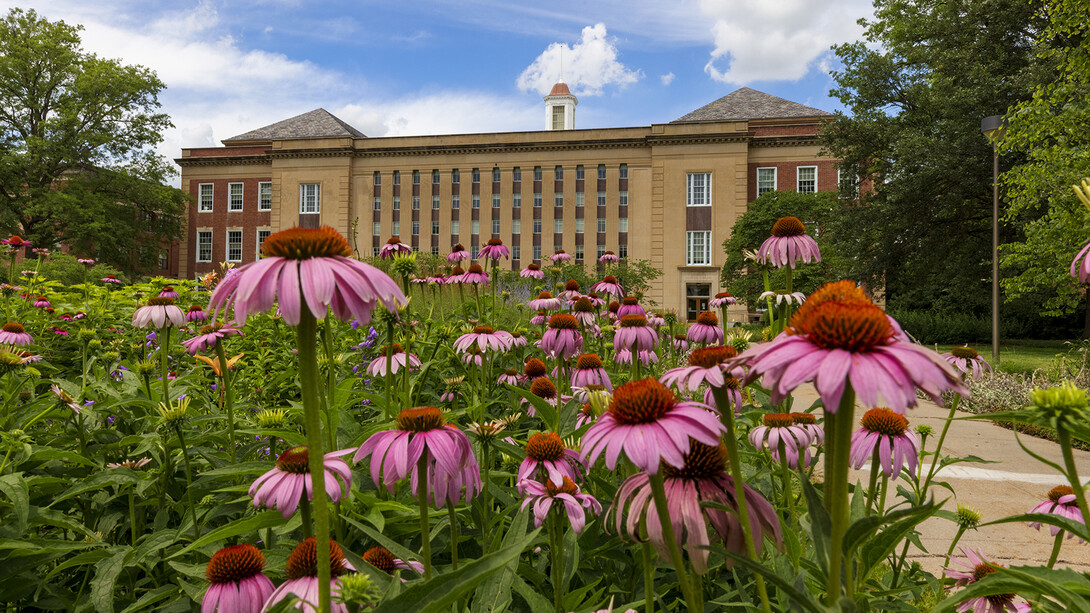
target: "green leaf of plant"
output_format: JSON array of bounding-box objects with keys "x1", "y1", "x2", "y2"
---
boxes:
[
  {"x1": 471, "y1": 502, "x2": 529, "y2": 613},
  {"x1": 373, "y1": 528, "x2": 539, "y2": 613},
  {"x1": 510, "y1": 573, "x2": 554, "y2": 613},
  {"x1": 507, "y1": 385, "x2": 558, "y2": 432},
  {"x1": 722, "y1": 551, "x2": 823, "y2": 613},
  {"x1": 799, "y1": 475, "x2": 830, "y2": 573},
  {"x1": 978, "y1": 512, "x2": 1090, "y2": 542},
  {"x1": 91, "y1": 547, "x2": 130, "y2": 613},
  {"x1": 170, "y1": 510, "x2": 284, "y2": 557},
  {"x1": 0, "y1": 473, "x2": 30, "y2": 537},
  {"x1": 50, "y1": 469, "x2": 140, "y2": 505}
]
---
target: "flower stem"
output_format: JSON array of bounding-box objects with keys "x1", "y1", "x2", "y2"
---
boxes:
[
  {"x1": 865, "y1": 451, "x2": 881, "y2": 516},
  {"x1": 647, "y1": 472, "x2": 700, "y2": 612},
  {"x1": 214, "y1": 341, "x2": 235, "y2": 462},
  {"x1": 159, "y1": 326, "x2": 171, "y2": 402},
  {"x1": 299, "y1": 494, "x2": 314, "y2": 539},
  {"x1": 1058, "y1": 429, "x2": 1090, "y2": 528},
  {"x1": 173, "y1": 424, "x2": 200, "y2": 540},
  {"x1": 297, "y1": 309, "x2": 333, "y2": 613},
  {"x1": 550, "y1": 512, "x2": 564, "y2": 613},
  {"x1": 921, "y1": 394, "x2": 960, "y2": 499},
  {"x1": 942, "y1": 525, "x2": 966, "y2": 573},
  {"x1": 385, "y1": 320, "x2": 395, "y2": 419},
  {"x1": 1047, "y1": 531, "x2": 1064, "y2": 568},
  {"x1": 129, "y1": 486, "x2": 138, "y2": 545},
  {"x1": 642, "y1": 542, "x2": 654, "y2": 613},
  {"x1": 448, "y1": 502, "x2": 459, "y2": 571},
  {"x1": 482, "y1": 444, "x2": 492, "y2": 555},
  {"x1": 711, "y1": 386, "x2": 772, "y2": 613},
  {"x1": 823, "y1": 387, "x2": 857, "y2": 606},
  {"x1": 418, "y1": 453, "x2": 432, "y2": 580}
]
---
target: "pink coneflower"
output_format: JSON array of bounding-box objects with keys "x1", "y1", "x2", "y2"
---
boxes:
[
  {"x1": 524, "y1": 377, "x2": 563, "y2": 417},
  {"x1": 550, "y1": 250, "x2": 572, "y2": 264},
  {"x1": 524, "y1": 358, "x2": 548, "y2": 380},
  {"x1": 107, "y1": 457, "x2": 152, "y2": 469},
  {"x1": 571, "y1": 353, "x2": 612, "y2": 392},
  {"x1": 509, "y1": 331, "x2": 528, "y2": 347},
  {"x1": 517, "y1": 432, "x2": 587, "y2": 491},
  {"x1": 159, "y1": 286, "x2": 180, "y2": 300},
  {"x1": 1072, "y1": 242, "x2": 1090, "y2": 283},
  {"x1": 32, "y1": 296, "x2": 50, "y2": 308},
  {"x1": 599, "y1": 250, "x2": 619, "y2": 264},
  {"x1": 791, "y1": 412, "x2": 823, "y2": 445},
  {"x1": 460, "y1": 263, "x2": 489, "y2": 285},
  {"x1": 945, "y1": 548, "x2": 1031, "y2": 613},
  {"x1": 447, "y1": 243, "x2": 470, "y2": 264},
  {"x1": 738, "y1": 281, "x2": 965, "y2": 413},
  {"x1": 263, "y1": 538, "x2": 353, "y2": 613},
  {"x1": 607, "y1": 300, "x2": 621, "y2": 320},
  {"x1": 354, "y1": 406, "x2": 475, "y2": 495},
  {"x1": 76, "y1": 257, "x2": 95, "y2": 266},
  {"x1": 497, "y1": 368, "x2": 523, "y2": 386},
  {"x1": 540, "y1": 314, "x2": 583, "y2": 360},
  {"x1": 366, "y1": 343, "x2": 421, "y2": 376},
  {"x1": 454, "y1": 325, "x2": 513, "y2": 354},
  {"x1": 671, "y1": 334, "x2": 689, "y2": 352},
  {"x1": 686, "y1": 312, "x2": 724, "y2": 345},
  {"x1": 1028, "y1": 486, "x2": 1085, "y2": 539},
  {"x1": 50, "y1": 384, "x2": 81, "y2": 414},
  {"x1": 0, "y1": 322, "x2": 33, "y2": 346},
  {"x1": 478, "y1": 237, "x2": 510, "y2": 261},
  {"x1": 528, "y1": 291, "x2": 562, "y2": 311},
  {"x1": 591, "y1": 276, "x2": 624, "y2": 298},
  {"x1": 756, "y1": 216, "x2": 821, "y2": 269},
  {"x1": 615, "y1": 348, "x2": 659, "y2": 367},
  {"x1": 614, "y1": 315, "x2": 657, "y2": 354},
  {"x1": 181, "y1": 322, "x2": 243, "y2": 355},
  {"x1": 520, "y1": 477, "x2": 601, "y2": 534},
  {"x1": 379, "y1": 236, "x2": 411, "y2": 259},
  {"x1": 576, "y1": 401, "x2": 598, "y2": 428},
  {"x1": 249, "y1": 447, "x2": 354, "y2": 518},
  {"x1": 422, "y1": 438, "x2": 482, "y2": 506},
  {"x1": 1, "y1": 235, "x2": 31, "y2": 248},
  {"x1": 462, "y1": 345, "x2": 484, "y2": 366},
  {"x1": 520, "y1": 263, "x2": 545, "y2": 279},
  {"x1": 362, "y1": 546, "x2": 424, "y2": 576},
  {"x1": 848, "y1": 408, "x2": 919, "y2": 479},
  {"x1": 702, "y1": 377, "x2": 743, "y2": 415},
  {"x1": 646, "y1": 312, "x2": 666, "y2": 329},
  {"x1": 759, "y1": 290, "x2": 807, "y2": 307},
  {"x1": 186, "y1": 304, "x2": 209, "y2": 322},
  {"x1": 617, "y1": 297, "x2": 645, "y2": 319},
  {"x1": 709, "y1": 292, "x2": 737, "y2": 308},
  {"x1": 942, "y1": 346, "x2": 992, "y2": 380},
  {"x1": 611, "y1": 440, "x2": 781, "y2": 574},
  {"x1": 202, "y1": 543, "x2": 276, "y2": 613},
  {"x1": 208, "y1": 226, "x2": 406, "y2": 326},
  {"x1": 557, "y1": 279, "x2": 581, "y2": 302},
  {"x1": 444, "y1": 266, "x2": 466, "y2": 284},
  {"x1": 661, "y1": 345, "x2": 739, "y2": 394},
  {"x1": 32, "y1": 247, "x2": 49, "y2": 257},
  {"x1": 530, "y1": 310, "x2": 547, "y2": 326},
  {"x1": 582, "y1": 378, "x2": 724, "y2": 474},
  {"x1": 749, "y1": 413, "x2": 813, "y2": 469},
  {"x1": 584, "y1": 291, "x2": 605, "y2": 308},
  {"x1": 572, "y1": 297, "x2": 596, "y2": 326}
]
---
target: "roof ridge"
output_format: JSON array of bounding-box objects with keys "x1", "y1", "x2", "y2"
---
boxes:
[
  {"x1": 224, "y1": 108, "x2": 366, "y2": 143},
  {"x1": 672, "y1": 88, "x2": 831, "y2": 123}
]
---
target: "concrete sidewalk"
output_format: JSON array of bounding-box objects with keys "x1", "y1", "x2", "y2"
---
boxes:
[{"x1": 790, "y1": 385, "x2": 1090, "y2": 575}]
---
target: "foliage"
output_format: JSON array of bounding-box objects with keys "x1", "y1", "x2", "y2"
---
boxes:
[
  {"x1": 0, "y1": 8, "x2": 186, "y2": 273},
  {"x1": 823, "y1": 0, "x2": 1047, "y2": 315}
]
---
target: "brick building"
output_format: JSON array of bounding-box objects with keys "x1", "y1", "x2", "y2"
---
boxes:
[{"x1": 175, "y1": 87, "x2": 837, "y2": 321}]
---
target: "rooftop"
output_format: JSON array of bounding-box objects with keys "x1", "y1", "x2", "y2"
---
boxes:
[
  {"x1": 673, "y1": 87, "x2": 832, "y2": 123},
  {"x1": 546, "y1": 81, "x2": 573, "y2": 97},
  {"x1": 223, "y1": 108, "x2": 366, "y2": 143}
]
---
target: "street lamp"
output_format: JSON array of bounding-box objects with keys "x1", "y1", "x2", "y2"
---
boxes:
[{"x1": 981, "y1": 115, "x2": 1007, "y2": 362}]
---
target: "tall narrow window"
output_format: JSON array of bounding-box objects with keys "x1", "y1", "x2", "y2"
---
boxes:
[
  {"x1": 597, "y1": 218, "x2": 606, "y2": 233},
  {"x1": 492, "y1": 219, "x2": 500, "y2": 234},
  {"x1": 413, "y1": 170, "x2": 420, "y2": 184},
  {"x1": 472, "y1": 195, "x2": 480, "y2": 209},
  {"x1": 393, "y1": 196, "x2": 401, "y2": 211},
  {"x1": 373, "y1": 222, "x2": 381, "y2": 236},
  {"x1": 373, "y1": 197, "x2": 381, "y2": 211},
  {"x1": 471, "y1": 219, "x2": 480, "y2": 235},
  {"x1": 576, "y1": 165, "x2": 585, "y2": 180},
  {"x1": 452, "y1": 195, "x2": 460, "y2": 209},
  {"x1": 198, "y1": 184, "x2": 213, "y2": 212},
  {"x1": 373, "y1": 171, "x2": 382, "y2": 186},
  {"x1": 513, "y1": 167, "x2": 522, "y2": 182},
  {"x1": 576, "y1": 218, "x2": 584, "y2": 233},
  {"x1": 533, "y1": 219, "x2": 542, "y2": 234},
  {"x1": 226, "y1": 230, "x2": 243, "y2": 262},
  {"x1": 513, "y1": 245, "x2": 521, "y2": 260},
  {"x1": 452, "y1": 220, "x2": 460, "y2": 234},
  {"x1": 412, "y1": 196, "x2": 420, "y2": 210},
  {"x1": 512, "y1": 219, "x2": 521, "y2": 233},
  {"x1": 258, "y1": 182, "x2": 272, "y2": 211},
  {"x1": 619, "y1": 191, "x2": 628, "y2": 206},
  {"x1": 432, "y1": 169, "x2": 440, "y2": 183},
  {"x1": 432, "y1": 196, "x2": 440, "y2": 209},
  {"x1": 432, "y1": 221, "x2": 439, "y2": 234},
  {"x1": 534, "y1": 166, "x2": 542, "y2": 181},
  {"x1": 300, "y1": 183, "x2": 321, "y2": 213},
  {"x1": 619, "y1": 164, "x2": 628, "y2": 179},
  {"x1": 619, "y1": 217, "x2": 629, "y2": 232},
  {"x1": 472, "y1": 168, "x2": 480, "y2": 183},
  {"x1": 555, "y1": 166, "x2": 563, "y2": 180},
  {"x1": 534, "y1": 193, "x2": 542, "y2": 208},
  {"x1": 619, "y1": 245, "x2": 628, "y2": 258},
  {"x1": 257, "y1": 229, "x2": 271, "y2": 256},
  {"x1": 575, "y1": 245, "x2": 584, "y2": 260},
  {"x1": 552, "y1": 106, "x2": 565, "y2": 130},
  {"x1": 228, "y1": 182, "x2": 243, "y2": 211},
  {"x1": 412, "y1": 221, "x2": 419, "y2": 235},
  {"x1": 597, "y1": 192, "x2": 606, "y2": 206},
  {"x1": 757, "y1": 168, "x2": 776, "y2": 196},
  {"x1": 393, "y1": 171, "x2": 400, "y2": 185},
  {"x1": 554, "y1": 193, "x2": 563, "y2": 206},
  {"x1": 686, "y1": 173, "x2": 711, "y2": 206},
  {"x1": 492, "y1": 194, "x2": 500, "y2": 208},
  {"x1": 533, "y1": 245, "x2": 541, "y2": 260},
  {"x1": 492, "y1": 167, "x2": 501, "y2": 182},
  {"x1": 597, "y1": 164, "x2": 606, "y2": 180},
  {"x1": 452, "y1": 169, "x2": 460, "y2": 184},
  {"x1": 686, "y1": 231, "x2": 712, "y2": 265},
  {"x1": 392, "y1": 221, "x2": 400, "y2": 236},
  {"x1": 554, "y1": 219, "x2": 563, "y2": 233},
  {"x1": 513, "y1": 194, "x2": 521, "y2": 208},
  {"x1": 197, "y1": 230, "x2": 213, "y2": 262},
  {"x1": 576, "y1": 192, "x2": 585, "y2": 207},
  {"x1": 797, "y1": 166, "x2": 817, "y2": 194}
]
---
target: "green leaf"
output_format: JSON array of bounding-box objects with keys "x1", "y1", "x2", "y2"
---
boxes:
[
  {"x1": 800, "y1": 475, "x2": 830, "y2": 573},
  {"x1": 25, "y1": 448, "x2": 97, "y2": 468},
  {"x1": 722, "y1": 551, "x2": 823, "y2": 613},
  {"x1": 510, "y1": 573, "x2": 554, "y2": 613},
  {"x1": 91, "y1": 547, "x2": 130, "y2": 613},
  {"x1": 859, "y1": 502, "x2": 939, "y2": 578},
  {"x1": 471, "y1": 503, "x2": 529, "y2": 613},
  {"x1": 120, "y1": 585, "x2": 179, "y2": 613},
  {"x1": 345, "y1": 517, "x2": 424, "y2": 566},
  {"x1": 373, "y1": 528, "x2": 539, "y2": 613},
  {"x1": 50, "y1": 469, "x2": 140, "y2": 505},
  {"x1": 978, "y1": 512, "x2": 1090, "y2": 543},
  {"x1": 170, "y1": 510, "x2": 285, "y2": 557},
  {"x1": 195, "y1": 461, "x2": 275, "y2": 478},
  {"x1": 508, "y1": 385, "x2": 558, "y2": 432},
  {"x1": 0, "y1": 473, "x2": 29, "y2": 537}
]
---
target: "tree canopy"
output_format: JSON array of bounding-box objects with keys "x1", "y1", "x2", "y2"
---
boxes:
[{"x1": 0, "y1": 8, "x2": 185, "y2": 272}]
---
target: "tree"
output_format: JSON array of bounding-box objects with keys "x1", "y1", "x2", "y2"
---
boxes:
[
  {"x1": 822, "y1": 0, "x2": 1047, "y2": 314},
  {"x1": 0, "y1": 8, "x2": 185, "y2": 272}
]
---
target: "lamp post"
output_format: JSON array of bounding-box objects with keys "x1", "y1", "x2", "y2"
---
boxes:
[{"x1": 981, "y1": 115, "x2": 1006, "y2": 362}]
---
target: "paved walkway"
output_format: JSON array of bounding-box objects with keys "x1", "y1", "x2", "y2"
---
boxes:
[{"x1": 790, "y1": 385, "x2": 1090, "y2": 575}]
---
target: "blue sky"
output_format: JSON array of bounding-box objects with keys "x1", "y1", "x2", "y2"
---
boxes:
[{"x1": 13, "y1": 0, "x2": 875, "y2": 167}]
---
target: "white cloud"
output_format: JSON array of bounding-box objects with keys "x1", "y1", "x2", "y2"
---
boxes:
[
  {"x1": 660, "y1": 72, "x2": 675, "y2": 86},
  {"x1": 698, "y1": 0, "x2": 871, "y2": 84},
  {"x1": 335, "y1": 93, "x2": 539, "y2": 138},
  {"x1": 517, "y1": 23, "x2": 643, "y2": 96}
]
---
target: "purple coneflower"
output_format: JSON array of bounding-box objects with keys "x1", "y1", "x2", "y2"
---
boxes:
[
  {"x1": 582, "y1": 378, "x2": 724, "y2": 474},
  {"x1": 607, "y1": 300, "x2": 620, "y2": 321},
  {"x1": 945, "y1": 548, "x2": 1031, "y2": 613},
  {"x1": 478, "y1": 237, "x2": 510, "y2": 261},
  {"x1": 159, "y1": 286, "x2": 180, "y2": 300},
  {"x1": 497, "y1": 368, "x2": 522, "y2": 386},
  {"x1": 249, "y1": 446, "x2": 354, "y2": 518},
  {"x1": 186, "y1": 304, "x2": 209, "y2": 322},
  {"x1": 33, "y1": 296, "x2": 50, "y2": 308},
  {"x1": 454, "y1": 325, "x2": 513, "y2": 354},
  {"x1": 1072, "y1": 242, "x2": 1090, "y2": 283},
  {"x1": 1, "y1": 235, "x2": 30, "y2": 248},
  {"x1": 661, "y1": 345, "x2": 738, "y2": 394},
  {"x1": 611, "y1": 440, "x2": 781, "y2": 574},
  {"x1": 420, "y1": 438, "x2": 482, "y2": 507},
  {"x1": 524, "y1": 358, "x2": 548, "y2": 380},
  {"x1": 460, "y1": 263, "x2": 489, "y2": 285},
  {"x1": 445, "y1": 266, "x2": 465, "y2": 284},
  {"x1": 557, "y1": 279, "x2": 581, "y2": 302},
  {"x1": 756, "y1": 216, "x2": 821, "y2": 269},
  {"x1": 848, "y1": 408, "x2": 919, "y2": 479},
  {"x1": 571, "y1": 353, "x2": 612, "y2": 392},
  {"x1": 520, "y1": 477, "x2": 601, "y2": 534},
  {"x1": 509, "y1": 330, "x2": 528, "y2": 347},
  {"x1": 447, "y1": 243, "x2": 470, "y2": 264},
  {"x1": 50, "y1": 384, "x2": 81, "y2": 414},
  {"x1": 208, "y1": 226, "x2": 406, "y2": 326},
  {"x1": 686, "y1": 312, "x2": 724, "y2": 345},
  {"x1": 524, "y1": 377, "x2": 563, "y2": 417},
  {"x1": 181, "y1": 322, "x2": 243, "y2": 355},
  {"x1": 263, "y1": 538, "x2": 353, "y2": 613},
  {"x1": 540, "y1": 314, "x2": 583, "y2": 360},
  {"x1": 591, "y1": 275, "x2": 624, "y2": 298},
  {"x1": 615, "y1": 348, "x2": 658, "y2": 367},
  {"x1": 518, "y1": 432, "x2": 587, "y2": 490},
  {"x1": 942, "y1": 346, "x2": 991, "y2": 380},
  {"x1": 599, "y1": 250, "x2": 619, "y2": 264},
  {"x1": 614, "y1": 314, "x2": 657, "y2": 354},
  {"x1": 520, "y1": 263, "x2": 545, "y2": 279},
  {"x1": 530, "y1": 310, "x2": 547, "y2": 326},
  {"x1": 576, "y1": 401, "x2": 598, "y2": 428},
  {"x1": 462, "y1": 345, "x2": 484, "y2": 366},
  {"x1": 749, "y1": 413, "x2": 813, "y2": 469},
  {"x1": 202, "y1": 544, "x2": 275, "y2": 613},
  {"x1": 791, "y1": 412, "x2": 823, "y2": 445},
  {"x1": 362, "y1": 546, "x2": 423, "y2": 576},
  {"x1": 702, "y1": 377, "x2": 743, "y2": 415},
  {"x1": 0, "y1": 322, "x2": 33, "y2": 346},
  {"x1": 77, "y1": 257, "x2": 95, "y2": 266},
  {"x1": 107, "y1": 457, "x2": 152, "y2": 469},
  {"x1": 671, "y1": 334, "x2": 689, "y2": 352},
  {"x1": 379, "y1": 236, "x2": 411, "y2": 259},
  {"x1": 550, "y1": 250, "x2": 572, "y2": 264},
  {"x1": 573, "y1": 297, "x2": 596, "y2": 326},
  {"x1": 646, "y1": 312, "x2": 665, "y2": 329},
  {"x1": 617, "y1": 296, "x2": 645, "y2": 319},
  {"x1": 759, "y1": 290, "x2": 807, "y2": 307},
  {"x1": 366, "y1": 343, "x2": 421, "y2": 376},
  {"x1": 528, "y1": 291, "x2": 562, "y2": 311},
  {"x1": 584, "y1": 291, "x2": 606, "y2": 308},
  {"x1": 354, "y1": 406, "x2": 474, "y2": 494},
  {"x1": 1028, "y1": 486, "x2": 1085, "y2": 539},
  {"x1": 709, "y1": 292, "x2": 737, "y2": 308}
]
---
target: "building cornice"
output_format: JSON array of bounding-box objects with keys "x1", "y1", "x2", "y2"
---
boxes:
[
  {"x1": 351, "y1": 137, "x2": 649, "y2": 158},
  {"x1": 749, "y1": 135, "x2": 822, "y2": 148},
  {"x1": 175, "y1": 155, "x2": 271, "y2": 167},
  {"x1": 267, "y1": 147, "x2": 356, "y2": 160}
]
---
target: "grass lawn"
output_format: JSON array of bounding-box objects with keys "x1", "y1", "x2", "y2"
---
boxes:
[{"x1": 933, "y1": 339, "x2": 1075, "y2": 375}]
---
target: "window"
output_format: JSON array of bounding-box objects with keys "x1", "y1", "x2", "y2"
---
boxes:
[
  {"x1": 392, "y1": 221, "x2": 400, "y2": 235},
  {"x1": 686, "y1": 173, "x2": 711, "y2": 207},
  {"x1": 492, "y1": 194, "x2": 500, "y2": 208},
  {"x1": 393, "y1": 196, "x2": 400, "y2": 211},
  {"x1": 471, "y1": 219, "x2": 479, "y2": 235},
  {"x1": 159, "y1": 249, "x2": 169, "y2": 270},
  {"x1": 554, "y1": 193, "x2": 563, "y2": 206},
  {"x1": 513, "y1": 167, "x2": 522, "y2": 182},
  {"x1": 413, "y1": 170, "x2": 420, "y2": 184},
  {"x1": 373, "y1": 222, "x2": 381, "y2": 236},
  {"x1": 431, "y1": 246, "x2": 440, "y2": 255},
  {"x1": 257, "y1": 229, "x2": 270, "y2": 255},
  {"x1": 452, "y1": 169, "x2": 460, "y2": 184},
  {"x1": 576, "y1": 192, "x2": 585, "y2": 207},
  {"x1": 258, "y1": 182, "x2": 272, "y2": 211},
  {"x1": 373, "y1": 247, "x2": 380, "y2": 256},
  {"x1": 471, "y1": 195, "x2": 480, "y2": 209},
  {"x1": 513, "y1": 245, "x2": 521, "y2": 260},
  {"x1": 300, "y1": 183, "x2": 320, "y2": 213},
  {"x1": 757, "y1": 168, "x2": 776, "y2": 196},
  {"x1": 551, "y1": 106, "x2": 565, "y2": 130},
  {"x1": 534, "y1": 193, "x2": 542, "y2": 207},
  {"x1": 512, "y1": 218, "x2": 521, "y2": 233},
  {"x1": 412, "y1": 221, "x2": 419, "y2": 235},
  {"x1": 575, "y1": 245, "x2": 584, "y2": 260},
  {"x1": 576, "y1": 218, "x2": 584, "y2": 233},
  {"x1": 432, "y1": 196, "x2": 440, "y2": 209},
  {"x1": 472, "y1": 168, "x2": 480, "y2": 183},
  {"x1": 452, "y1": 220, "x2": 460, "y2": 234},
  {"x1": 533, "y1": 219, "x2": 542, "y2": 233},
  {"x1": 620, "y1": 164, "x2": 628, "y2": 179},
  {"x1": 686, "y1": 283, "x2": 711, "y2": 321},
  {"x1": 513, "y1": 194, "x2": 521, "y2": 208},
  {"x1": 619, "y1": 191, "x2": 628, "y2": 206},
  {"x1": 533, "y1": 245, "x2": 541, "y2": 260},
  {"x1": 619, "y1": 245, "x2": 628, "y2": 258},
  {"x1": 555, "y1": 166, "x2": 563, "y2": 180},
  {"x1": 492, "y1": 167, "x2": 501, "y2": 182},
  {"x1": 373, "y1": 171, "x2": 381, "y2": 186},
  {"x1": 432, "y1": 169, "x2": 440, "y2": 183},
  {"x1": 393, "y1": 171, "x2": 400, "y2": 186},
  {"x1": 373, "y1": 197, "x2": 381, "y2": 211},
  {"x1": 597, "y1": 164, "x2": 606, "y2": 180},
  {"x1": 197, "y1": 230, "x2": 212, "y2": 262},
  {"x1": 554, "y1": 243, "x2": 563, "y2": 254},
  {"x1": 597, "y1": 245, "x2": 606, "y2": 258},
  {"x1": 228, "y1": 182, "x2": 243, "y2": 211},
  {"x1": 686, "y1": 231, "x2": 712, "y2": 266},
  {"x1": 554, "y1": 219, "x2": 563, "y2": 233},
  {"x1": 597, "y1": 192, "x2": 606, "y2": 206},
  {"x1": 452, "y1": 195, "x2": 460, "y2": 209},
  {"x1": 198, "y1": 184, "x2": 213, "y2": 212},
  {"x1": 797, "y1": 166, "x2": 817, "y2": 194},
  {"x1": 432, "y1": 221, "x2": 440, "y2": 234},
  {"x1": 576, "y1": 165, "x2": 585, "y2": 180},
  {"x1": 226, "y1": 230, "x2": 242, "y2": 262},
  {"x1": 412, "y1": 196, "x2": 420, "y2": 210},
  {"x1": 597, "y1": 218, "x2": 606, "y2": 233},
  {"x1": 534, "y1": 166, "x2": 542, "y2": 181},
  {"x1": 492, "y1": 219, "x2": 500, "y2": 234},
  {"x1": 838, "y1": 167, "x2": 860, "y2": 196},
  {"x1": 619, "y1": 217, "x2": 628, "y2": 232}
]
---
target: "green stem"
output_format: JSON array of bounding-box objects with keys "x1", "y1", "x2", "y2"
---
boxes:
[
  {"x1": 877, "y1": 473, "x2": 889, "y2": 516},
  {"x1": 159, "y1": 327, "x2": 171, "y2": 402},
  {"x1": 474, "y1": 284, "x2": 482, "y2": 322},
  {"x1": 823, "y1": 387, "x2": 857, "y2": 606},
  {"x1": 385, "y1": 320, "x2": 395, "y2": 419},
  {"x1": 173, "y1": 425, "x2": 200, "y2": 540},
  {"x1": 482, "y1": 444, "x2": 492, "y2": 555},
  {"x1": 780, "y1": 441, "x2": 795, "y2": 529},
  {"x1": 322, "y1": 322, "x2": 337, "y2": 453},
  {"x1": 647, "y1": 472, "x2": 699, "y2": 612},
  {"x1": 1058, "y1": 429, "x2": 1090, "y2": 527},
  {"x1": 214, "y1": 342, "x2": 235, "y2": 462},
  {"x1": 642, "y1": 542, "x2": 654, "y2": 613},
  {"x1": 865, "y1": 451, "x2": 881, "y2": 516},
  {"x1": 297, "y1": 309, "x2": 333, "y2": 613},
  {"x1": 300, "y1": 494, "x2": 314, "y2": 539},
  {"x1": 921, "y1": 394, "x2": 960, "y2": 499},
  {"x1": 942, "y1": 525, "x2": 967, "y2": 573},
  {"x1": 448, "y1": 502, "x2": 459, "y2": 571},
  {"x1": 1047, "y1": 531, "x2": 1064, "y2": 569},
  {"x1": 550, "y1": 512, "x2": 564, "y2": 613},
  {"x1": 418, "y1": 453, "x2": 432, "y2": 580}
]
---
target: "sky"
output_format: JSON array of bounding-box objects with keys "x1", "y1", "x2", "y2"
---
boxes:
[{"x1": 11, "y1": 0, "x2": 876, "y2": 175}]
